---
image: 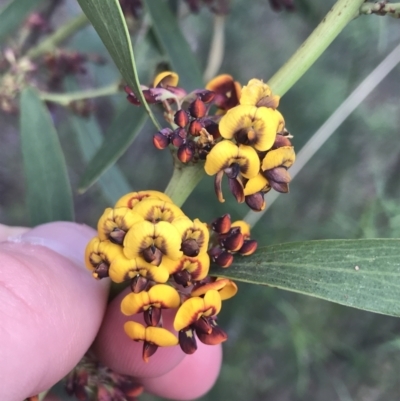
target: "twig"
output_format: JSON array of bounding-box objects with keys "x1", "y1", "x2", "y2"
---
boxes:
[{"x1": 358, "y1": 2, "x2": 400, "y2": 18}]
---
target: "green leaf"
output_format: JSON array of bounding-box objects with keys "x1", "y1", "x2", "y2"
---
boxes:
[
  {"x1": 65, "y1": 77, "x2": 131, "y2": 203},
  {"x1": 20, "y1": 87, "x2": 74, "y2": 224},
  {"x1": 76, "y1": 0, "x2": 159, "y2": 129},
  {"x1": 143, "y1": 0, "x2": 203, "y2": 91},
  {"x1": 210, "y1": 239, "x2": 400, "y2": 317},
  {"x1": 78, "y1": 102, "x2": 147, "y2": 193},
  {"x1": 0, "y1": 0, "x2": 44, "y2": 43}
]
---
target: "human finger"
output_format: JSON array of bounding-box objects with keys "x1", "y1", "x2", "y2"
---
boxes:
[{"x1": 0, "y1": 222, "x2": 109, "y2": 401}]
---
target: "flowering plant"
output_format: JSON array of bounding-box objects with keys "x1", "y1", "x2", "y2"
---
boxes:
[{"x1": 2, "y1": 0, "x2": 400, "y2": 400}]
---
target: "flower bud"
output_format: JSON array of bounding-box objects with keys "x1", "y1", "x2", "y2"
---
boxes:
[
  {"x1": 174, "y1": 109, "x2": 190, "y2": 128},
  {"x1": 189, "y1": 98, "x2": 207, "y2": 118}
]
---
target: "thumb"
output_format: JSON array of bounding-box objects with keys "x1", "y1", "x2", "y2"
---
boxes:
[{"x1": 0, "y1": 222, "x2": 109, "y2": 401}]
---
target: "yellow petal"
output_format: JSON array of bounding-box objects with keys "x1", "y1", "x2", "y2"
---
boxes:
[
  {"x1": 203, "y1": 289, "x2": 222, "y2": 316},
  {"x1": 237, "y1": 145, "x2": 260, "y2": 179},
  {"x1": 123, "y1": 220, "x2": 156, "y2": 259},
  {"x1": 173, "y1": 290, "x2": 221, "y2": 331},
  {"x1": 219, "y1": 105, "x2": 256, "y2": 140},
  {"x1": 115, "y1": 191, "x2": 173, "y2": 209},
  {"x1": 109, "y1": 256, "x2": 166, "y2": 283},
  {"x1": 173, "y1": 297, "x2": 205, "y2": 331},
  {"x1": 154, "y1": 221, "x2": 183, "y2": 260},
  {"x1": 121, "y1": 284, "x2": 180, "y2": 315},
  {"x1": 161, "y1": 253, "x2": 210, "y2": 280},
  {"x1": 153, "y1": 71, "x2": 179, "y2": 87},
  {"x1": 191, "y1": 278, "x2": 238, "y2": 300},
  {"x1": 124, "y1": 321, "x2": 146, "y2": 341},
  {"x1": 131, "y1": 198, "x2": 185, "y2": 223},
  {"x1": 219, "y1": 105, "x2": 282, "y2": 151},
  {"x1": 262, "y1": 146, "x2": 296, "y2": 171},
  {"x1": 144, "y1": 326, "x2": 178, "y2": 346},
  {"x1": 172, "y1": 217, "x2": 210, "y2": 255},
  {"x1": 231, "y1": 220, "x2": 251, "y2": 237},
  {"x1": 85, "y1": 237, "x2": 101, "y2": 271},
  {"x1": 240, "y1": 79, "x2": 271, "y2": 105},
  {"x1": 204, "y1": 140, "x2": 259, "y2": 179},
  {"x1": 243, "y1": 173, "x2": 269, "y2": 196}
]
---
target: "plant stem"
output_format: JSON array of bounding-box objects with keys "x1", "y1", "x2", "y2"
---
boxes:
[
  {"x1": 164, "y1": 160, "x2": 205, "y2": 207},
  {"x1": 358, "y1": 2, "x2": 400, "y2": 18},
  {"x1": 26, "y1": 13, "x2": 89, "y2": 60},
  {"x1": 39, "y1": 82, "x2": 120, "y2": 105},
  {"x1": 203, "y1": 15, "x2": 225, "y2": 82},
  {"x1": 268, "y1": 0, "x2": 365, "y2": 96}
]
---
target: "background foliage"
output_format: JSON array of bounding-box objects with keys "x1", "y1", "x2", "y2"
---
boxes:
[{"x1": 1, "y1": 0, "x2": 400, "y2": 400}]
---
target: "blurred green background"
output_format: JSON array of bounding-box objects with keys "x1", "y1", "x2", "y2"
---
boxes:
[{"x1": 1, "y1": 0, "x2": 400, "y2": 400}]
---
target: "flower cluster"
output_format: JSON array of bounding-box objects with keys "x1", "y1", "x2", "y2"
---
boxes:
[
  {"x1": 85, "y1": 190, "x2": 254, "y2": 361},
  {"x1": 139, "y1": 72, "x2": 296, "y2": 212},
  {"x1": 65, "y1": 354, "x2": 143, "y2": 401}
]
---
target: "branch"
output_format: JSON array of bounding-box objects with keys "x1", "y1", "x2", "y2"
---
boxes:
[{"x1": 358, "y1": 2, "x2": 400, "y2": 18}]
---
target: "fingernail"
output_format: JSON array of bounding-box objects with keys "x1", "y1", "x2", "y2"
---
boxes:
[{"x1": 8, "y1": 221, "x2": 97, "y2": 267}]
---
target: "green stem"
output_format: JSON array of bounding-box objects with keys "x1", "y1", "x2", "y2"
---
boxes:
[
  {"x1": 164, "y1": 160, "x2": 205, "y2": 207},
  {"x1": 358, "y1": 2, "x2": 400, "y2": 18},
  {"x1": 39, "y1": 82, "x2": 120, "y2": 106},
  {"x1": 26, "y1": 13, "x2": 89, "y2": 60},
  {"x1": 268, "y1": 0, "x2": 365, "y2": 96}
]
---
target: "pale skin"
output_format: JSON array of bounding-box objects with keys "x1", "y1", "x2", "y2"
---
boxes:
[{"x1": 0, "y1": 222, "x2": 222, "y2": 401}]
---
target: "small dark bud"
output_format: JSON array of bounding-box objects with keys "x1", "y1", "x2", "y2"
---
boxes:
[
  {"x1": 153, "y1": 132, "x2": 170, "y2": 149},
  {"x1": 189, "y1": 98, "x2": 207, "y2": 118},
  {"x1": 220, "y1": 227, "x2": 244, "y2": 251},
  {"x1": 144, "y1": 306, "x2": 162, "y2": 327},
  {"x1": 245, "y1": 192, "x2": 266, "y2": 212},
  {"x1": 130, "y1": 275, "x2": 149, "y2": 293},
  {"x1": 212, "y1": 214, "x2": 231, "y2": 234},
  {"x1": 174, "y1": 270, "x2": 192, "y2": 287},
  {"x1": 181, "y1": 238, "x2": 200, "y2": 256},
  {"x1": 94, "y1": 262, "x2": 109, "y2": 279},
  {"x1": 142, "y1": 246, "x2": 163, "y2": 266},
  {"x1": 196, "y1": 320, "x2": 228, "y2": 345},
  {"x1": 174, "y1": 109, "x2": 190, "y2": 128},
  {"x1": 179, "y1": 328, "x2": 197, "y2": 354},
  {"x1": 197, "y1": 90, "x2": 215, "y2": 103},
  {"x1": 273, "y1": 134, "x2": 292, "y2": 148},
  {"x1": 108, "y1": 228, "x2": 126, "y2": 245},
  {"x1": 171, "y1": 128, "x2": 187, "y2": 147},
  {"x1": 143, "y1": 341, "x2": 158, "y2": 362},
  {"x1": 189, "y1": 120, "x2": 204, "y2": 136},
  {"x1": 177, "y1": 144, "x2": 194, "y2": 163},
  {"x1": 238, "y1": 239, "x2": 258, "y2": 256},
  {"x1": 204, "y1": 120, "x2": 220, "y2": 139}
]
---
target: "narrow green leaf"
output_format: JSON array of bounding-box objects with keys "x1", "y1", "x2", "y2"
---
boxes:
[
  {"x1": 76, "y1": 0, "x2": 159, "y2": 129},
  {"x1": 0, "y1": 0, "x2": 44, "y2": 43},
  {"x1": 65, "y1": 77, "x2": 131, "y2": 203},
  {"x1": 20, "y1": 87, "x2": 74, "y2": 224},
  {"x1": 211, "y1": 239, "x2": 400, "y2": 317},
  {"x1": 143, "y1": 0, "x2": 203, "y2": 90},
  {"x1": 78, "y1": 102, "x2": 147, "y2": 193}
]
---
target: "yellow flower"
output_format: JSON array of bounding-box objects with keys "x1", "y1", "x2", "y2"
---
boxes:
[
  {"x1": 123, "y1": 220, "x2": 183, "y2": 264},
  {"x1": 205, "y1": 140, "x2": 259, "y2": 178},
  {"x1": 161, "y1": 252, "x2": 210, "y2": 283},
  {"x1": 121, "y1": 284, "x2": 181, "y2": 315},
  {"x1": 172, "y1": 217, "x2": 210, "y2": 256},
  {"x1": 240, "y1": 78, "x2": 280, "y2": 109},
  {"x1": 205, "y1": 74, "x2": 241, "y2": 110},
  {"x1": 115, "y1": 190, "x2": 173, "y2": 209},
  {"x1": 153, "y1": 71, "x2": 179, "y2": 88},
  {"x1": 97, "y1": 207, "x2": 143, "y2": 244},
  {"x1": 191, "y1": 278, "x2": 238, "y2": 301},
  {"x1": 261, "y1": 146, "x2": 296, "y2": 170},
  {"x1": 243, "y1": 173, "x2": 270, "y2": 196},
  {"x1": 219, "y1": 104, "x2": 283, "y2": 152},
  {"x1": 124, "y1": 321, "x2": 178, "y2": 362},
  {"x1": 109, "y1": 256, "x2": 170, "y2": 284},
  {"x1": 131, "y1": 198, "x2": 185, "y2": 224},
  {"x1": 174, "y1": 290, "x2": 221, "y2": 332},
  {"x1": 85, "y1": 237, "x2": 124, "y2": 279}
]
